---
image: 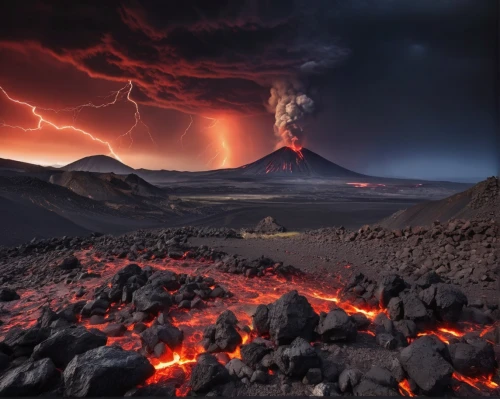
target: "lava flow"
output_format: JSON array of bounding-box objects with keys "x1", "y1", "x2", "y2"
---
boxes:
[{"x1": 0, "y1": 251, "x2": 498, "y2": 396}]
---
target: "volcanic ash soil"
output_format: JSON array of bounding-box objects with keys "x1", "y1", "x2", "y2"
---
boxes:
[{"x1": 0, "y1": 223, "x2": 498, "y2": 396}]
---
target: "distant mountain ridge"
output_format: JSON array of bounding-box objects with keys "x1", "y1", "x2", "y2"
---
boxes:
[{"x1": 380, "y1": 176, "x2": 499, "y2": 229}]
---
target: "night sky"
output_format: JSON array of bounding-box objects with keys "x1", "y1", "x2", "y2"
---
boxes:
[{"x1": 0, "y1": 0, "x2": 497, "y2": 181}]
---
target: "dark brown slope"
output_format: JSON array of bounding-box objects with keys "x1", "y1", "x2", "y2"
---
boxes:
[
  {"x1": 380, "y1": 176, "x2": 499, "y2": 229},
  {"x1": 49, "y1": 171, "x2": 166, "y2": 202},
  {"x1": 239, "y1": 146, "x2": 365, "y2": 177}
]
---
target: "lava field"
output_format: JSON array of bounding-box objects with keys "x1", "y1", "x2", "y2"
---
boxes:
[{"x1": 0, "y1": 227, "x2": 498, "y2": 397}]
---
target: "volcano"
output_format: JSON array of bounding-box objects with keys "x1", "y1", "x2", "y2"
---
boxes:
[
  {"x1": 64, "y1": 155, "x2": 135, "y2": 175},
  {"x1": 239, "y1": 146, "x2": 365, "y2": 177}
]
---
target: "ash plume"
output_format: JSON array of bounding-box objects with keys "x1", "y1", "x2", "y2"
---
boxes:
[{"x1": 267, "y1": 81, "x2": 315, "y2": 148}]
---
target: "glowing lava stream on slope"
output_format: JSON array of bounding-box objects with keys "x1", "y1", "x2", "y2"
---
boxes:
[{"x1": 0, "y1": 253, "x2": 498, "y2": 395}]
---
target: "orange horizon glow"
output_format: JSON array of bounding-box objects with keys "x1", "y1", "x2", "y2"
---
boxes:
[{"x1": 0, "y1": 80, "x2": 257, "y2": 171}]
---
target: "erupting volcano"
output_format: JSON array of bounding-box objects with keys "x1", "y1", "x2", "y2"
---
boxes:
[{"x1": 240, "y1": 146, "x2": 365, "y2": 177}]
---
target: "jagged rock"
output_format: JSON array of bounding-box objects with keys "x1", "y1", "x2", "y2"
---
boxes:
[
  {"x1": 338, "y1": 368, "x2": 363, "y2": 393},
  {"x1": 393, "y1": 320, "x2": 417, "y2": 339},
  {"x1": 32, "y1": 326, "x2": 107, "y2": 367},
  {"x1": 59, "y1": 255, "x2": 80, "y2": 270},
  {"x1": 376, "y1": 275, "x2": 406, "y2": 308},
  {"x1": 274, "y1": 337, "x2": 321, "y2": 378},
  {"x1": 240, "y1": 343, "x2": 272, "y2": 368},
  {"x1": 132, "y1": 284, "x2": 172, "y2": 314},
  {"x1": 3, "y1": 327, "x2": 51, "y2": 358},
  {"x1": 267, "y1": 291, "x2": 319, "y2": 345},
  {"x1": 140, "y1": 323, "x2": 184, "y2": 353},
  {"x1": 63, "y1": 346, "x2": 154, "y2": 396},
  {"x1": 316, "y1": 308, "x2": 357, "y2": 342},
  {"x1": 102, "y1": 323, "x2": 127, "y2": 337},
  {"x1": 387, "y1": 297, "x2": 403, "y2": 321},
  {"x1": 252, "y1": 305, "x2": 270, "y2": 335},
  {"x1": 434, "y1": 284, "x2": 468, "y2": 322},
  {"x1": 0, "y1": 358, "x2": 58, "y2": 397},
  {"x1": 312, "y1": 382, "x2": 340, "y2": 396},
  {"x1": 189, "y1": 353, "x2": 230, "y2": 393},
  {"x1": 364, "y1": 366, "x2": 397, "y2": 389},
  {"x1": 399, "y1": 292, "x2": 428, "y2": 322},
  {"x1": 0, "y1": 287, "x2": 20, "y2": 302},
  {"x1": 350, "y1": 313, "x2": 370, "y2": 330},
  {"x1": 226, "y1": 358, "x2": 253, "y2": 379},
  {"x1": 214, "y1": 311, "x2": 242, "y2": 352},
  {"x1": 250, "y1": 370, "x2": 268, "y2": 384},
  {"x1": 353, "y1": 379, "x2": 399, "y2": 396},
  {"x1": 303, "y1": 368, "x2": 323, "y2": 385},
  {"x1": 399, "y1": 335, "x2": 453, "y2": 394},
  {"x1": 449, "y1": 338, "x2": 497, "y2": 376},
  {"x1": 254, "y1": 217, "x2": 286, "y2": 234}
]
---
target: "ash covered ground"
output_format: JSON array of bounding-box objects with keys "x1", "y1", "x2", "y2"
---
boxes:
[
  {"x1": 0, "y1": 156, "x2": 498, "y2": 397},
  {"x1": 0, "y1": 214, "x2": 498, "y2": 396}
]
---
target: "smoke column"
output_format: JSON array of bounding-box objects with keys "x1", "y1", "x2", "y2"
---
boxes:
[{"x1": 267, "y1": 81, "x2": 315, "y2": 149}]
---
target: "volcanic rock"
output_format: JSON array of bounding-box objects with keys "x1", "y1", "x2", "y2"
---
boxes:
[
  {"x1": 214, "y1": 311, "x2": 242, "y2": 352},
  {"x1": 399, "y1": 291, "x2": 429, "y2": 322},
  {"x1": 252, "y1": 304, "x2": 270, "y2": 335},
  {"x1": 250, "y1": 370, "x2": 268, "y2": 384},
  {"x1": 316, "y1": 308, "x2": 357, "y2": 342},
  {"x1": 36, "y1": 306, "x2": 59, "y2": 328},
  {"x1": 240, "y1": 342, "x2": 272, "y2": 368},
  {"x1": 125, "y1": 383, "x2": 176, "y2": 397},
  {"x1": 364, "y1": 366, "x2": 398, "y2": 389},
  {"x1": 303, "y1": 368, "x2": 323, "y2": 385},
  {"x1": 189, "y1": 353, "x2": 230, "y2": 393},
  {"x1": 0, "y1": 358, "x2": 58, "y2": 397},
  {"x1": 132, "y1": 284, "x2": 172, "y2": 314},
  {"x1": 3, "y1": 327, "x2": 51, "y2": 358},
  {"x1": 376, "y1": 275, "x2": 406, "y2": 308},
  {"x1": 267, "y1": 290, "x2": 319, "y2": 345},
  {"x1": 434, "y1": 283, "x2": 468, "y2": 322},
  {"x1": 63, "y1": 346, "x2": 154, "y2": 397},
  {"x1": 350, "y1": 312, "x2": 370, "y2": 330},
  {"x1": 140, "y1": 323, "x2": 184, "y2": 354},
  {"x1": 254, "y1": 217, "x2": 286, "y2": 234},
  {"x1": 32, "y1": 325, "x2": 107, "y2": 367},
  {"x1": 59, "y1": 255, "x2": 80, "y2": 270},
  {"x1": 338, "y1": 368, "x2": 363, "y2": 393},
  {"x1": 0, "y1": 287, "x2": 20, "y2": 302},
  {"x1": 399, "y1": 335, "x2": 454, "y2": 394},
  {"x1": 312, "y1": 382, "x2": 340, "y2": 396},
  {"x1": 102, "y1": 323, "x2": 127, "y2": 337},
  {"x1": 352, "y1": 379, "x2": 399, "y2": 396},
  {"x1": 274, "y1": 337, "x2": 321, "y2": 378},
  {"x1": 448, "y1": 338, "x2": 497, "y2": 376},
  {"x1": 226, "y1": 358, "x2": 253, "y2": 379},
  {"x1": 387, "y1": 297, "x2": 403, "y2": 321}
]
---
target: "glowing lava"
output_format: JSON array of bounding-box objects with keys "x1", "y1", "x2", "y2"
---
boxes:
[
  {"x1": 398, "y1": 379, "x2": 415, "y2": 397},
  {"x1": 346, "y1": 182, "x2": 387, "y2": 188},
  {"x1": 1, "y1": 252, "x2": 498, "y2": 396}
]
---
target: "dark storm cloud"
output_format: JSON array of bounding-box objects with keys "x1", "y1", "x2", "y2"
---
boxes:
[{"x1": 0, "y1": 0, "x2": 349, "y2": 116}]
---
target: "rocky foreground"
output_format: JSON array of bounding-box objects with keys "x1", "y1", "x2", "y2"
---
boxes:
[{"x1": 0, "y1": 223, "x2": 498, "y2": 397}]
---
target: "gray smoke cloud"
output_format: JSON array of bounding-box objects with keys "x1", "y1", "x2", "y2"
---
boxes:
[{"x1": 267, "y1": 81, "x2": 315, "y2": 148}]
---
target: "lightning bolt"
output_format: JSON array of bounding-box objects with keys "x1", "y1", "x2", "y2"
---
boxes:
[
  {"x1": 178, "y1": 114, "x2": 193, "y2": 148},
  {"x1": 5, "y1": 80, "x2": 156, "y2": 151},
  {"x1": 0, "y1": 85, "x2": 122, "y2": 161}
]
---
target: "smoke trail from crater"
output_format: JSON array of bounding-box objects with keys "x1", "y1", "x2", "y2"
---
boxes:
[{"x1": 267, "y1": 81, "x2": 315, "y2": 149}]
